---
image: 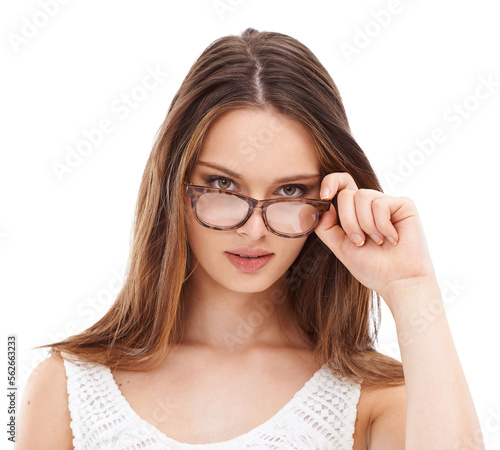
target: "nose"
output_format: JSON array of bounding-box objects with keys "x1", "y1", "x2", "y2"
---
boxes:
[{"x1": 236, "y1": 205, "x2": 269, "y2": 240}]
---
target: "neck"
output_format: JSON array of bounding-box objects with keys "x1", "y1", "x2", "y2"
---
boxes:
[{"x1": 180, "y1": 275, "x2": 310, "y2": 354}]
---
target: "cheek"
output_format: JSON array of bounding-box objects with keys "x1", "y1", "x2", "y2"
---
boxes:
[
  {"x1": 185, "y1": 210, "x2": 222, "y2": 264},
  {"x1": 185, "y1": 200, "x2": 203, "y2": 256},
  {"x1": 273, "y1": 238, "x2": 307, "y2": 270},
  {"x1": 185, "y1": 197, "x2": 205, "y2": 242},
  {"x1": 186, "y1": 216, "x2": 204, "y2": 254}
]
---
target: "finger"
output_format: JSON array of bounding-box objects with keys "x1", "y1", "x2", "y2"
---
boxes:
[
  {"x1": 337, "y1": 189, "x2": 366, "y2": 246},
  {"x1": 353, "y1": 189, "x2": 387, "y2": 245},
  {"x1": 315, "y1": 204, "x2": 338, "y2": 233},
  {"x1": 372, "y1": 197, "x2": 403, "y2": 245},
  {"x1": 320, "y1": 172, "x2": 358, "y2": 201},
  {"x1": 314, "y1": 203, "x2": 347, "y2": 253}
]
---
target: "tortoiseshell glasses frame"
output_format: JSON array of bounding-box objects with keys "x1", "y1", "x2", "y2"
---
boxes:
[{"x1": 184, "y1": 182, "x2": 331, "y2": 239}]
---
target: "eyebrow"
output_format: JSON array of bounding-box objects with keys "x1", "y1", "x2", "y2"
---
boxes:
[{"x1": 196, "y1": 161, "x2": 320, "y2": 184}]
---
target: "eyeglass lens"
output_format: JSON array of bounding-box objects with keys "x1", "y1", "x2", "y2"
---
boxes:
[{"x1": 196, "y1": 192, "x2": 318, "y2": 235}]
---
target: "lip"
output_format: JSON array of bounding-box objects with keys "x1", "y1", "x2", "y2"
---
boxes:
[
  {"x1": 225, "y1": 252, "x2": 274, "y2": 272},
  {"x1": 226, "y1": 247, "x2": 273, "y2": 257},
  {"x1": 225, "y1": 247, "x2": 274, "y2": 273}
]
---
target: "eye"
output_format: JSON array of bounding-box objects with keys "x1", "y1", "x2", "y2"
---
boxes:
[
  {"x1": 204, "y1": 175, "x2": 235, "y2": 190},
  {"x1": 278, "y1": 185, "x2": 309, "y2": 197},
  {"x1": 203, "y1": 175, "x2": 310, "y2": 197},
  {"x1": 281, "y1": 185, "x2": 298, "y2": 196}
]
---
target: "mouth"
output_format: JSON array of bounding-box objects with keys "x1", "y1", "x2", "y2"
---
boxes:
[
  {"x1": 226, "y1": 247, "x2": 273, "y2": 258},
  {"x1": 225, "y1": 248, "x2": 274, "y2": 272},
  {"x1": 228, "y1": 254, "x2": 266, "y2": 259}
]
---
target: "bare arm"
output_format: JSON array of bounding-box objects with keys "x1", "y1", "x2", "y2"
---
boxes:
[
  {"x1": 368, "y1": 385, "x2": 407, "y2": 449},
  {"x1": 315, "y1": 172, "x2": 484, "y2": 448},
  {"x1": 365, "y1": 280, "x2": 484, "y2": 449},
  {"x1": 385, "y1": 280, "x2": 484, "y2": 449},
  {"x1": 15, "y1": 353, "x2": 74, "y2": 450}
]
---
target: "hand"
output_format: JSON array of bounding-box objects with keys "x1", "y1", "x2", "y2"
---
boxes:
[{"x1": 314, "y1": 172, "x2": 438, "y2": 309}]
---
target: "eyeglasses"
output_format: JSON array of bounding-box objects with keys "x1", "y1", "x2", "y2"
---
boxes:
[{"x1": 184, "y1": 182, "x2": 331, "y2": 239}]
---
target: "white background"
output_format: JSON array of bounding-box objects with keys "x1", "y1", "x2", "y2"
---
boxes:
[{"x1": 1, "y1": 0, "x2": 499, "y2": 447}]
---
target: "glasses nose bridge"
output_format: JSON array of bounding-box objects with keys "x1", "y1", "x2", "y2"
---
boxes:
[
  {"x1": 250, "y1": 198, "x2": 267, "y2": 211},
  {"x1": 240, "y1": 195, "x2": 270, "y2": 228}
]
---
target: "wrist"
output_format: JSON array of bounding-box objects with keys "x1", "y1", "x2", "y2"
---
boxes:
[{"x1": 381, "y1": 276, "x2": 443, "y2": 318}]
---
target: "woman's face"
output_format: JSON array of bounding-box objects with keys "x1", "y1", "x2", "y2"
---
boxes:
[{"x1": 185, "y1": 107, "x2": 322, "y2": 294}]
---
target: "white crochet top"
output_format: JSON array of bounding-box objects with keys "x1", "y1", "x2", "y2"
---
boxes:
[{"x1": 61, "y1": 351, "x2": 362, "y2": 449}]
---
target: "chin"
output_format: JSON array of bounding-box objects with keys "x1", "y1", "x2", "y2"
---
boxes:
[
  {"x1": 225, "y1": 264, "x2": 286, "y2": 294},
  {"x1": 227, "y1": 278, "x2": 276, "y2": 294}
]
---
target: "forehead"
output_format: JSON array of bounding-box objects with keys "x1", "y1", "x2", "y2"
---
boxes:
[{"x1": 197, "y1": 108, "x2": 320, "y2": 180}]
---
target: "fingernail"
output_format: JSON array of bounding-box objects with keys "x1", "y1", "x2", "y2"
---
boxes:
[
  {"x1": 351, "y1": 234, "x2": 365, "y2": 246},
  {"x1": 370, "y1": 234, "x2": 383, "y2": 245},
  {"x1": 387, "y1": 236, "x2": 398, "y2": 246},
  {"x1": 320, "y1": 187, "x2": 330, "y2": 199}
]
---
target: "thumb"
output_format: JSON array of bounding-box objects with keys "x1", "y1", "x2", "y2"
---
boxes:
[{"x1": 314, "y1": 207, "x2": 346, "y2": 256}]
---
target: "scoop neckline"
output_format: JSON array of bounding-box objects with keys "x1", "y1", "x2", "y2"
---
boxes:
[{"x1": 104, "y1": 361, "x2": 330, "y2": 447}]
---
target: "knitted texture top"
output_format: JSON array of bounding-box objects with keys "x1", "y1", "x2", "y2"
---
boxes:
[{"x1": 61, "y1": 352, "x2": 361, "y2": 449}]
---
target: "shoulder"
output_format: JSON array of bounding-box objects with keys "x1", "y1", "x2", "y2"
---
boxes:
[
  {"x1": 354, "y1": 382, "x2": 407, "y2": 450},
  {"x1": 15, "y1": 353, "x2": 74, "y2": 450}
]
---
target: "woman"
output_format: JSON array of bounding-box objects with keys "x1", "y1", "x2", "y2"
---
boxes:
[{"x1": 16, "y1": 28, "x2": 483, "y2": 449}]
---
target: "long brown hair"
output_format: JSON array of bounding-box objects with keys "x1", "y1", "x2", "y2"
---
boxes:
[{"x1": 39, "y1": 28, "x2": 404, "y2": 387}]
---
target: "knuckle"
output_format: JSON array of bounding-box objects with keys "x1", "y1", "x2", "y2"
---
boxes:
[
  {"x1": 340, "y1": 172, "x2": 354, "y2": 180},
  {"x1": 325, "y1": 172, "x2": 344, "y2": 180},
  {"x1": 358, "y1": 219, "x2": 377, "y2": 233},
  {"x1": 401, "y1": 196, "x2": 415, "y2": 206},
  {"x1": 372, "y1": 197, "x2": 385, "y2": 209},
  {"x1": 354, "y1": 188, "x2": 370, "y2": 199},
  {"x1": 337, "y1": 189, "x2": 352, "y2": 201}
]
